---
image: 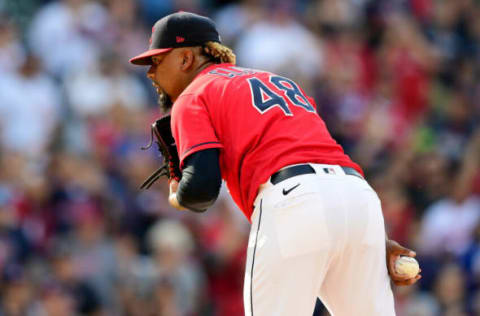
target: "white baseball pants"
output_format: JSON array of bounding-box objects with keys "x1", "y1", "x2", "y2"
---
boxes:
[{"x1": 243, "y1": 164, "x2": 395, "y2": 316}]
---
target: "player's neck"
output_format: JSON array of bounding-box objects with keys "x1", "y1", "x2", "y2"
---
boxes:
[
  {"x1": 194, "y1": 60, "x2": 215, "y2": 77},
  {"x1": 184, "y1": 59, "x2": 214, "y2": 88}
]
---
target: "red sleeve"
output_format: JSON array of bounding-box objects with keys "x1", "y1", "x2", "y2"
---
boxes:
[{"x1": 171, "y1": 93, "x2": 223, "y2": 169}]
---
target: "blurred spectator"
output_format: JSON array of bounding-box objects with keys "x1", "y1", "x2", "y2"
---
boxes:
[
  {"x1": 377, "y1": 13, "x2": 437, "y2": 125},
  {"x1": 147, "y1": 219, "x2": 206, "y2": 315},
  {"x1": 0, "y1": 275, "x2": 37, "y2": 316},
  {"x1": 418, "y1": 192, "x2": 480, "y2": 256},
  {"x1": 460, "y1": 221, "x2": 480, "y2": 313},
  {"x1": 64, "y1": 53, "x2": 148, "y2": 119},
  {"x1": 38, "y1": 284, "x2": 77, "y2": 316},
  {"x1": 394, "y1": 282, "x2": 440, "y2": 316},
  {"x1": 0, "y1": 53, "x2": 61, "y2": 158},
  {"x1": 419, "y1": 130, "x2": 480, "y2": 256},
  {"x1": 0, "y1": 20, "x2": 25, "y2": 74},
  {"x1": 114, "y1": 232, "x2": 158, "y2": 315},
  {"x1": 213, "y1": 0, "x2": 264, "y2": 46},
  {"x1": 104, "y1": 0, "x2": 150, "y2": 63},
  {"x1": 196, "y1": 197, "x2": 248, "y2": 316},
  {"x1": 374, "y1": 178, "x2": 416, "y2": 246},
  {"x1": 67, "y1": 203, "x2": 117, "y2": 309},
  {"x1": 405, "y1": 151, "x2": 452, "y2": 213},
  {"x1": 235, "y1": 4, "x2": 322, "y2": 89},
  {"x1": 27, "y1": 0, "x2": 108, "y2": 77},
  {"x1": 48, "y1": 243, "x2": 103, "y2": 315},
  {"x1": 433, "y1": 263, "x2": 469, "y2": 315}
]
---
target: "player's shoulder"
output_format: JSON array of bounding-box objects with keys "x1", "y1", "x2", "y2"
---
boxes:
[
  {"x1": 199, "y1": 63, "x2": 274, "y2": 84},
  {"x1": 182, "y1": 64, "x2": 257, "y2": 94},
  {"x1": 178, "y1": 64, "x2": 282, "y2": 106}
]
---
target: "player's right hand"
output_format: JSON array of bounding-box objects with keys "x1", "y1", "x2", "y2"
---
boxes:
[
  {"x1": 386, "y1": 239, "x2": 422, "y2": 286},
  {"x1": 168, "y1": 180, "x2": 187, "y2": 211}
]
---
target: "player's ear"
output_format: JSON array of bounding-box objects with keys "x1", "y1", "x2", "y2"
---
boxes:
[{"x1": 179, "y1": 48, "x2": 194, "y2": 71}]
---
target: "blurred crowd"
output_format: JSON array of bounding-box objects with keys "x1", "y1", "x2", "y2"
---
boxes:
[{"x1": 0, "y1": 0, "x2": 479, "y2": 315}]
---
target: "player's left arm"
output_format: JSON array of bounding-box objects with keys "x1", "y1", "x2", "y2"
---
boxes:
[
  {"x1": 169, "y1": 88, "x2": 223, "y2": 212},
  {"x1": 168, "y1": 148, "x2": 222, "y2": 212},
  {"x1": 386, "y1": 238, "x2": 422, "y2": 286}
]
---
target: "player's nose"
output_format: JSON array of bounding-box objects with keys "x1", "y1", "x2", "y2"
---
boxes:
[{"x1": 147, "y1": 65, "x2": 155, "y2": 79}]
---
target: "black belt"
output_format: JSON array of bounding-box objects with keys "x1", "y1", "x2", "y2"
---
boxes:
[{"x1": 270, "y1": 164, "x2": 363, "y2": 185}]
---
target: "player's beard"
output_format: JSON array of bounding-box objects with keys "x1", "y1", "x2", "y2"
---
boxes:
[{"x1": 158, "y1": 89, "x2": 173, "y2": 113}]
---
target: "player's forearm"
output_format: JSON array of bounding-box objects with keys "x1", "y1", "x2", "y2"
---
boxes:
[{"x1": 176, "y1": 148, "x2": 222, "y2": 212}]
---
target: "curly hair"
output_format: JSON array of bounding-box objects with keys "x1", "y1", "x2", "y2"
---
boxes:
[{"x1": 201, "y1": 41, "x2": 236, "y2": 64}]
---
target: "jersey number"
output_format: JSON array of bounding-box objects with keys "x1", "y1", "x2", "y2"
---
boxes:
[{"x1": 247, "y1": 76, "x2": 315, "y2": 116}]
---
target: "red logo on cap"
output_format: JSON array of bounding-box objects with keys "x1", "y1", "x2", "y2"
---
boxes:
[{"x1": 176, "y1": 36, "x2": 185, "y2": 43}]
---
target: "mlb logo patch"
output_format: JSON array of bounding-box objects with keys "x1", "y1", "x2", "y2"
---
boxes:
[{"x1": 323, "y1": 168, "x2": 336, "y2": 174}]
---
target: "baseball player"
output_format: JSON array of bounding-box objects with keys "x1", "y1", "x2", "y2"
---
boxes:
[{"x1": 130, "y1": 12, "x2": 421, "y2": 316}]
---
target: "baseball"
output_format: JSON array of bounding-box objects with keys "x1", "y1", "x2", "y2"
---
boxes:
[{"x1": 395, "y1": 256, "x2": 420, "y2": 278}]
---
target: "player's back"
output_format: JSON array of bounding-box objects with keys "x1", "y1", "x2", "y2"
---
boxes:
[{"x1": 179, "y1": 63, "x2": 361, "y2": 218}]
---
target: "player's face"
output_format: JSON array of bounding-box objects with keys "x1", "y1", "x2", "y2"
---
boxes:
[
  {"x1": 147, "y1": 48, "x2": 202, "y2": 112},
  {"x1": 148, "y1": 66, "x2": 173, "y2": 112},
  {"x1": 147, "y1": 51, "x2": 184, "y2": 107},
  {"x1": 148, "y1": 54, "x2": 170, "y2": 88}
]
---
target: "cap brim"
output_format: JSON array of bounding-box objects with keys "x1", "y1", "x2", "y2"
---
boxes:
[{"x1": 129, "y1": 48, "x2": 173, "y2": 65}]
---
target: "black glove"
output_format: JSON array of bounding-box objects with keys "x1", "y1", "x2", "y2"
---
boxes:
[{"x1": 140, "y1": 115, "x2": 181, "y2": 189}]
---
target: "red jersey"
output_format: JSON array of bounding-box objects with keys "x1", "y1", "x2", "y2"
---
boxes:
[{"x1": 171, "y1": 63, "x2": 363, "y2": 220}]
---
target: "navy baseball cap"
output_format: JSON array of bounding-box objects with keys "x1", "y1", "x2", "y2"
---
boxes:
[{"x1": 129, "y1": 12, "x2": 221, "y2": 66}]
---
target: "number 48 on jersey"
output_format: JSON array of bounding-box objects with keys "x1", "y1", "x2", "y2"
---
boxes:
[
  {"x1": 248, "y1": 76, "x2": 315, "y2": 116},
  {"x1": 209, "y1": 66, "x2": 316, "y2": 116}
]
